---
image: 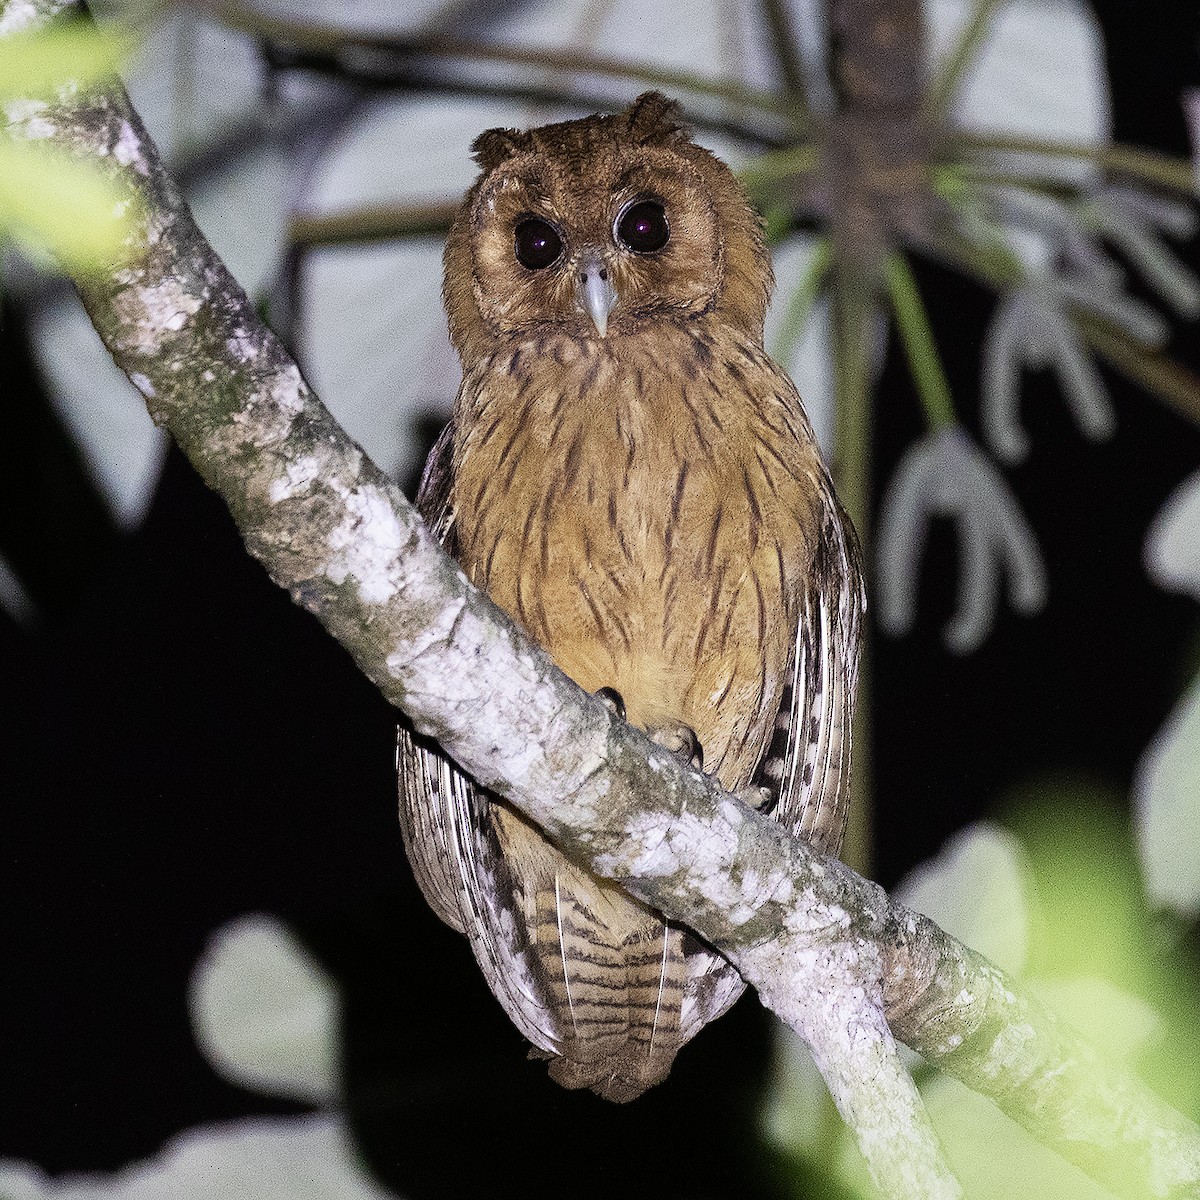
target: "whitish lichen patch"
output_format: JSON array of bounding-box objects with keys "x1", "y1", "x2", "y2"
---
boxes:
[
  {"x1": 326, "y1": 482, "x2": 406, "y2": 604},
  {"x1": 659, "y1": 808, "x2": 791, "y2": 924},
  {"x1": 112, "y1": 119, "x2": 148, "y2": 174},
  {"x1": 783, "y1": 891, "x2": 853, "y2": 938},
  {"x1": 771, "y1": 875, "x2": 796, "y2": 907},
  {"x1": 618, "y1": 811, "x2": 679, "y2": 877},
  {"x1": 0, "y1": 1, "x2": 42, "y2": 34},
  {"x1": 112, "y1": 276, "x2": 201, "y2": 355},
  {"x1": 269, "y1": 453, "x2": 323, "y2": 503},
  {"x1": 234, "y1": 364, "x2": 308, "y2": 447},
  {"x1": 226, "y1": 327, "x2": 261, "y2": 364},
  {"x1": 403, "y1": 595, "x2": 467, "y2": 666},
  {"x1": 4, "y1": 97, "x2": 54, "y2": 139},
  {"x1": 129, "y1": 372, "x2": 155, "y2": 398},
  {"x1": 990, "y1": 1019, "x2": 1037, "y2": 1067},
  {"x1": 271, "y1": 366, "x2": 307, "y2": 421},
  {"x1": 482, "y1": 735, "x2": 543, "y2": 796},
  {"x1": 718, "y1": 797, "x2": 747, "y2": 829}
]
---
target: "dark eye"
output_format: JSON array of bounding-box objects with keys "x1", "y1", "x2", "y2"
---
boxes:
[
  {"x1": 514, "y1": 218, "x2": 563, "y2": 270},
  {"x1": 616, "y1": 200, "x2": 669, "y2": 254}
]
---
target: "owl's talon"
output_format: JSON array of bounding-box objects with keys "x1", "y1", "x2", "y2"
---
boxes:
[
  {"x1": 737, "y1": 784, "x2": 773, "y2": 813},
  {"x1": 595, "y1": 687, "x2": 626, "y2": 720},
  {"x1": 650, "y1": 723, "x2": 703, "y2": 771}
]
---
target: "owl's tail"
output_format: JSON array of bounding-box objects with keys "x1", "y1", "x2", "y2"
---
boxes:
[{"x1": 530, "y1": 874, "x2": 689, "y2": 1102}]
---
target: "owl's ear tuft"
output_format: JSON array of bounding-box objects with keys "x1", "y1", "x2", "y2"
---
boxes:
[
  {"x1": 623, "y1": 92, "x2": 688, "y2": 145},
  {"x1": 471, "y1": 127, "x2": 530, "y2": 171}
]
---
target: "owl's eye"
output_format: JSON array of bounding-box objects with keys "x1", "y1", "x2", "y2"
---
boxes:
[
  {"x1": 616, "y1": 200, "x2": 669, "y2": 254},
  {"x1": 514, "y1": 218, "x2": 563, "y2": 270}
]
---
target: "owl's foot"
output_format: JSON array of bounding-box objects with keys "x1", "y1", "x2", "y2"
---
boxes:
[
  {"x1": 737, "y1": 784, "x2": 773, "y2": 812},
  {"x1": 649, "y1": 723, "x2": 703, "y2": 771},
  {"x1": 597, "y1": 694, "x2": 704, "y2": 772},
  {"x1": 595, "y1": 687, "x2": 626, "y2": 720}
]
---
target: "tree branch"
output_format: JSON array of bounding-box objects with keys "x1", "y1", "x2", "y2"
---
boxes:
[{"x1": 6, "y1": 5, "x2": 1200, "y2": 1196}]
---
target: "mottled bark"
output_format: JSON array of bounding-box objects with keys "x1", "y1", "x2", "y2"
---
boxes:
[{"x1": 5, "y1": 4, "x2": 1200, "y2": 1198}]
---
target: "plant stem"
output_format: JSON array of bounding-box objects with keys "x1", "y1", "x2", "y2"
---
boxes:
[
  {"x1": 1080, "y1": 317, "x2": 1200, "y2": 428},
  {"x1": 739, "y1": 143, "x2": 820, "y2": 189},
  {"x1": 289, "y1": 202, "x2": 458, "y2": 248},
  {"x1": 884, "y1": 250, "x2": 956, "y2": 430},
  {"x1": 760, "y1": 0, "x2": 810, "y2": 119},
  {"x1": 771, "y1": 236, "x2": 831, "y2": 369},
  {"x1": 926, "y1": 0, "x2": 1003, "y2": 119},
  {"x1": 956, "y1": 132, "x2": 1198, "y2": 195}
]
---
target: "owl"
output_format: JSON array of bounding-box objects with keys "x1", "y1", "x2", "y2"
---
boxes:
[{"x1": 397, "y1": 92, "x2": 864, "y2": 1102}]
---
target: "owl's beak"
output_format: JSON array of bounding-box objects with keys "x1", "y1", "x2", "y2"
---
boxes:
[{"x1": 576, "y1": 257, "x2": 618, "y2": 338}]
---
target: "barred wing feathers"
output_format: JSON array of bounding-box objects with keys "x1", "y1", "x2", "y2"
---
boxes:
[
  {"x1": 757, "y1": 492, "x2": 865, "y2": 857},
  {"x1": 396, "y1": 423, "x2": 564, "y2": 1055}
]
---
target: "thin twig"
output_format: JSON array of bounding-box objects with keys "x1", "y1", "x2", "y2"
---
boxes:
[
  {"x1": 289, "y1": 201, "x2": 458, "y2": 248},
  {"x1": 1080, "y1": 316, "x2": 1200, "y2": 427},
  {"x1": 260, "y1": 47, "x2": 792, "y2": 150}
]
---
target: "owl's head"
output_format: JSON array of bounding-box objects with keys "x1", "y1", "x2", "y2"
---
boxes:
[{"x1": 444, "y1": 93, "x2": 772, "y2": 358}]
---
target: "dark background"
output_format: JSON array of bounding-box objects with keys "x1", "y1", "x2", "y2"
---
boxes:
[{"x1": 2, "y1": 4, "x2": 1199, "y2": 1197}]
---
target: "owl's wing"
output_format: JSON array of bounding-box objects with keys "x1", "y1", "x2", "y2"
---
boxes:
[
  {"x1": 397, "y1": 421, "x2": 462, "y2": 931},
  {"x1": 396, "y1": 728, "x2": 466, "y2": 933},
  {"x1": 398, "y1": 723, "x2": 566, "y2": 1053},
  {"x1": 396, "y1": 421, "x2": 564, "y2": 1055},
  {"x1": 761, "y1": 492, "x2": 865, "y2": 857},
  {"x1": 410, "y1": 417, "x2": 457, "y2": 549},
  {"x1": 678, "y1": 934, "x2": 747, "y2": 1041}
]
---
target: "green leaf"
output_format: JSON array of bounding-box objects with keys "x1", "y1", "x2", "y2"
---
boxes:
[
  {"x1": 894, "y1": 822, "x2": 1030, "y2": 976},
  {"x1": 0, "y1": 17, "x2": 137, "y2": 100},
  {"x1": 0, "y1": 139, "x2": 129, "y2": 270},
  {"x1": 189, "y1": 915, "x2": 339, "y2": 1105},
  {"x1": 761, "y1": 203, "x2": 793, "y2": 246}
]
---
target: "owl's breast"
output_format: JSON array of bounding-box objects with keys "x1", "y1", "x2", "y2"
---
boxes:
[{"x1": 452, "y1": 328, "x2": 824, "y2": 787}]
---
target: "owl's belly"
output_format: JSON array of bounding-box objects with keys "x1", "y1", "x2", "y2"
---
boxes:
[
  {"x1": 451, "y1": 334, "x2": 823, "y2": 787},
  {"x1": 457, "y1": 437, "x2": 808, "y2": 789}
]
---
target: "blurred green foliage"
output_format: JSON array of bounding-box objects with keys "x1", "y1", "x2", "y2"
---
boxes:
[
  {"x1": 764, "y1": 779, "x2": 1200, "y2": 1199},
  {"x1": 0, "y1": 15, "x2": 137, "y2": 272}
]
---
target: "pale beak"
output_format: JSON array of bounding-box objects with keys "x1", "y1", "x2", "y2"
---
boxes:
[{"x1": 576, "y1": 256, "x2": 618, "y2": 338}]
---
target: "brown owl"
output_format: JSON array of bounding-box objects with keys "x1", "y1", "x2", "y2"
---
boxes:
[{"x1": 397, "y1": 92, "x2": 864, "y2": 1102}]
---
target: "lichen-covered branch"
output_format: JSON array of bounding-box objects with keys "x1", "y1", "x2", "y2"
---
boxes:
[
  {"x1": 884, "y1": 912, "x2": 1200, "y2": 1199},
  {"x1": 5, "y1": 5, "x2": 1200, "y2": 1198}
]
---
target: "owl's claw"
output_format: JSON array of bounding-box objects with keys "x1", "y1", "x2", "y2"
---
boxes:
[
  {"x1": 595, "y1": 687, "x2": 626, "y2": 720},
  {"x1": 737, "y1": 784, "x2": 773, "y2": 813},
  {"x1": 649, "y1": 723, "x2": 703, "y2": 771},
  {"x1": 600, "y1": 696, "x2": 703, "y2": 772}
]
